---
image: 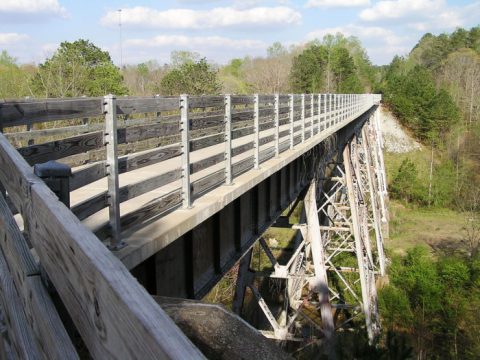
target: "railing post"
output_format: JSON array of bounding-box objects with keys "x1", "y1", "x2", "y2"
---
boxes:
[
  {"x1": 104, "y1": 94, "x2": 123, "y2": 250},
  {"x1": 317, "y1": 94, "x2": 321, "y2": 133},
  {"x1": 254, "y1": 94, "x2": 260, "y2": 169},
  {"x1": 327, "y1": 94, "x2": 331, "y2": 128},
  {"x1": 351, "y1": 94, "x2": 353, "y2": 118},
  {"x1": 345, "y1": 94, "x2": 348, "y2": 120},
  {"x1": 344, "y1": 94, "x2": 347, "y2": 120},
  {"x1": 225, "y1": 94, "x2": 233, "y2": 185},
  {"x1": 333, "y1": 94, "x2": 337, "y2": 124},
  {"x1": 180, "y1": 94, "x2": 191, "y2": 208},
  {"x1": 341, "y1": 94, "x2": 344, "y2": 122},
  {"x1": 322, "y1": 94, "x2": 326, "y2": 130},
  {"x1": 350, "y1": 94, "x2": 352, "y2": 118},
  {"x1": 289, "y1": 94, "x2": 294, "y2": 150},
  {"x1": 310, "y1": 93, "x2": 314, "y2": 137},
  {"x1": 337, "y1": 94, "x2": 340, "y2": 124},
  {"x1": 301, "y1": 94, "x2": 305, "y2": 143},
  {"x1": 274, "y1": 94, "x2": 280, "y2": 157}
]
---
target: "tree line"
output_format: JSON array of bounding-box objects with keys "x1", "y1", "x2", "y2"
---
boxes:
[{"x1": 0, "y1": 34, "x2": 375, "y2": 100}]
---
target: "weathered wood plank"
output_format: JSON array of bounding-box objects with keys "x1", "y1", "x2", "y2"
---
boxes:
[
  {"x1": 118, "y1": 144, "x2": 182, "y2": 173},
  {"x1": 190, "y1": 114, "x2": 223, "y2": 131},
  {"x1": 0, "y1": 194, "x2": 38, "y2": 279},
  {"x1": 0, "y1": 98, "x2": 103, "y2": 127},
  {"x1": 70, "y1": 162, "x2": 106, "y2": 191},
  {"x1": 17, "y1": 131, "x2": 104, "y2": 165},
  {"x1": 118, "y1": 169, "x2": 182, "y2": 203},
  {"x1": 119, "y1": 122, "x2": 179, "y2": 144},
  {"x1": 232, "y1": 141, "x2": 254, "y2": 156},
  {"x1": 231, "y1": 109, "x2": 254, "y2": 123},
  {"x1": 259, "y1": 120, "x2": 274, "y2": 132},
  {"x1": 231, "y1": 95, "x2": 254, "y2": 105},
  {"x1": 0, "y1": 248, "x2": 41, "y2": 359},
  {"x1": 116, "y1": 97, "x2": 179, "y2": 115},
  {"x1": 71, "y1": 192, "x2": 108, "y2": 220},
  {"x1": 189, "y1": 96, "x2": 224, "y2": 109},
  {"x1": 231, "y1": 126, "x2": 254, "y2": 140},
  {"x1": 0, "y1": 133, "x2": 203, "y2": 359},
  {"x1": 192, "y1": 171, "x2": 225, "y2": 197},
  {"x1": 0, "y1": 195, "x2": 79, "y2": 359},
  {"x1": 5, "y1": 123, "x2": 103, "y2": 142},
  {"x1": 258, "y1": 95, "x2": 275, "y2": 103},
  {"x1": 190, "y1": 153, "x2": 224, "y2": 175},
  {"x1": 190, "y1": 133, "x2": 223, "y2": 152}
]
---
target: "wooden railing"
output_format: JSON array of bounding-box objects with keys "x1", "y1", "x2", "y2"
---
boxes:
[{"x1": 0, "y1": 93, "x2": 380, "y2": 358}]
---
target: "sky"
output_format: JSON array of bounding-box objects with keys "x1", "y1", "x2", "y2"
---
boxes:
[{"x1": 0, "y1": 0, "x2": 479, "y2": 66}]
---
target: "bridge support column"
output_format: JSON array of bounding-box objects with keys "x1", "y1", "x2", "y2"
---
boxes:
[
  {"x1": 232, "y1": 249, "x2": 254, "y2": 315},
  {"x1": 303, "y1": 181, "x2": 335, "y2": 355},
  {"x1": 343, "y1": 139, "x2": 380, "y2": 343},
  {"x1": 359, "y1": 123, "x2": 386, "y2": 275},
  {"x1": 372, "y1": 108, "x2": 389, "y2": 236}
]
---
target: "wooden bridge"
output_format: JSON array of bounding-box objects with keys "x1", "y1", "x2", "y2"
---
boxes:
[{"x1": 0, "y1": 93, "x2": 387, "y2": 358}]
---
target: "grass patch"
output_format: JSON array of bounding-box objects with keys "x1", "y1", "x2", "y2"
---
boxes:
[{"x1": 387, "y1": 200, "x2": 466, "y2": 255}]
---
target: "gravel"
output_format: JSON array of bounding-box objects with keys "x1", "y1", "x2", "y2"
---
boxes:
[{"x1": 379, "y1": 107, "x2": 422, "y2": 153}]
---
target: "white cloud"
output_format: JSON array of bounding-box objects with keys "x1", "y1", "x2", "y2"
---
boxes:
[
  {"x1": 359, "y1": 0, "x2": 477, "y2": 30},
  {"x1": 101, "y1": 6, "x2": 301, "y2": 30},
  {"x1": 306, "y1": 0, "x2": 370, "y2": 8},
  {"x1": 0, "y1": 0, "x2": 66, "y2": 16},
  {"x1": 0, "y1": 33, "x2": 29, "y2": 45},
  {"x1": 360, "y1": 0, "x2": 444, "y2": 21}
]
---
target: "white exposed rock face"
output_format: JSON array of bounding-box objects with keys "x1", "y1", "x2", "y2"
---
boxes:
[{"x1": 378, "y1": 107, "x2": 422, "y2": 153}]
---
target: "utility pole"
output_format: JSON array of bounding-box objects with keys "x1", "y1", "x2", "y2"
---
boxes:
[{"x1": 118, "y1": 9, "x2": 123, "y2": 69}]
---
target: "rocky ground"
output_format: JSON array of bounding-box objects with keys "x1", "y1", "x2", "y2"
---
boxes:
[{"x1": 379, "y1": 107, "x2": 422, "y2": 153}]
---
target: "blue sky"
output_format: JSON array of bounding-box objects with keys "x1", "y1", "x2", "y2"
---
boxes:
[{"x1": 0, "y1": 0, "x2": 479, "y2": 66}]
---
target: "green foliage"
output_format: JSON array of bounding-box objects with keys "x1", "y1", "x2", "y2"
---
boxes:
[
  {"x1": 290, "y1": 44, "x2": 328, "y2": 93},
  {"x1": 331, "y1": 47, "x2": 363, "y2": 93},
  {"x1": 430, "y1": 159, "x2": 456, "y2": 208},
  {"x1": 160, "y1": 58, "x2": 221, "y2": 95},
  {"x1": 378, "y1": 285, "x2": 413, "y2": 329},
  {"x1": 381, "y1": 247, "x2": 480, "y2": 359},
  {"x1": 31, "y1": 39, "x2": 127, "y2": 97},
  {"x1": 410, "y1": 26, "x2": 480, "y2": 70},
  {"x1": 382, "y1": 64, "x2": 460, "y2": 141},
  {"x1": 267, "y1": 42, "x2": 287, "y2": 58},
  {"x1": 0, "y1": 50, "x2": 33, "y2": 98},
  {"x1": 390, "y1": 158, "x2": 428, "y2": 205},
  {"x1": 170, "y1": 50, "x2": 200, "y2": 68},
  {"x1": 289, "y1": 34, "x2": 368, "y2": 93}
]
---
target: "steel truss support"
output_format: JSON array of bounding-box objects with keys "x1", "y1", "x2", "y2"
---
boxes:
[
  {"x1": 232, "y1": 113, "x2": 388, "y2": 351},
  {"x1": 343, "y1": 138, "x2": 380, "y2": 342}
]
